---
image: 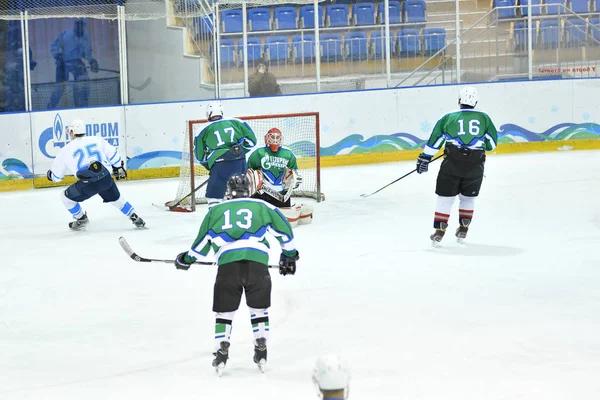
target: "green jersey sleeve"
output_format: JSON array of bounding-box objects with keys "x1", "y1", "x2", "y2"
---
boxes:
[
  {"x1": 423, "y1": 110, "x2": 498, "y2": 156},
  {"x1": 194, "y1": 119, "x2": 258, "y2": 169},
  {"x1": 184, "y1": 198, "x2": 297, "y2": 266}
]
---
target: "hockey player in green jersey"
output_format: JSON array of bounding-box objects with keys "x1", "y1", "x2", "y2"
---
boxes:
[
  {"x1": 194, "y1": 101, "x2": 257, "y2": 206},
  {"x1": 174, "y1": 174, "x2": 299, "y2": 375},
  {"x1": 246, "y1": 127, "x2": 313, "y2": 227},
  {"x1": 416, "y1": 86, "x2": 498, "y2": 246}
]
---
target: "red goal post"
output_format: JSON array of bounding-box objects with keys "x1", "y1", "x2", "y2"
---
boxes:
[{"x1": 169, "y1": 112, "x2": 323, "y2": 211}]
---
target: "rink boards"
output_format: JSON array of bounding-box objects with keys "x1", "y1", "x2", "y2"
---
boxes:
[{"x1": 2, "y1": 78, "x2": 600, "y2": 192}]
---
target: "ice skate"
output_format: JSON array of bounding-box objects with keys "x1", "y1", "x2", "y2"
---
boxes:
[
  {"x1": 455, "y1": 218, "x2": 470, "y2": 244},
  {"x1": 68, "y1": 213, "x2": 89, "y2": 230},
  {"x1": 129, "y1": 213, "x2": 146, "y2": 228},
  {"x1": 212, "y1": 341, "x2": 230, "y2": 376},
  {"x1": 253, "y1": 338, "x2": 267, "y2": 372},
  {"x1": 430, "y1": 222, "x2": 448, "y2": 247},
  {"x1": 456, "y1": 226, "x2": 469, "y2": 243}
]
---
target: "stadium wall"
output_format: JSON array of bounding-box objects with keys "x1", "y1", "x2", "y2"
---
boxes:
[{"x1": 2, "y1": 79, "x2": 600, "y2": 191}]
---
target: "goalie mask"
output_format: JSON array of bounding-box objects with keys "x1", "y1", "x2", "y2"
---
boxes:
[
  {"x1": 206, "y1": 101, "x2": 224, "y2": 121},
  {"x1": 226, "y1": 174, "x2": 251, "y2": 199},
  {"x1": 265, "y1": 128, "x2": 283, "y2": 152}
]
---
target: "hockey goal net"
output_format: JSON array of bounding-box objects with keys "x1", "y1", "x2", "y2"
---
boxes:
[{"x1": 168, "y1": 112, "x2": 322, "y2": 211}]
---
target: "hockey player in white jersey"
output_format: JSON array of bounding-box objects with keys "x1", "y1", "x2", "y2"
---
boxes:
[
  {"x1": 47, "y1": 119, "x2": 145, "y2": 230},
  {"x1": 312, "y1": 355, "x2": 351, "y2": 399}
]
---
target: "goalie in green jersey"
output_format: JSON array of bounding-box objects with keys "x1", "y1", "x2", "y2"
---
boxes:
[
  {"x1": 194, "y1": 101, "x2": 257, "y2": 206},
  {"x1": 174, "y1": 174, "x2": 299, "y2": 375},
  {"x1": 246, "y1": 127, "x2": 313, "y2": 227},
  {"x1": 416, "y1": 86, "x2": 498, "y2": 246}
]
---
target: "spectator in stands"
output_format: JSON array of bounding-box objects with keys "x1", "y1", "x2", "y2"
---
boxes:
[
  {"x1": 1, "y1": 21, "x2": 36, "y2": 113},
  {"x1": 248, "y1": 58, "x2": 282, "y2": 97},
  {"x1": 48, "y1": 18, "x2": 99, "y2": 110}
]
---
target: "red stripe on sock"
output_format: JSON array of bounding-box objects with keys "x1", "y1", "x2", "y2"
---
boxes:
[
  {"x1": 434, "y1": 212, "x2": 450, "y2": 222},
  {"x1": 459, "y1": 209, "x2": 474, "y2": 218}
]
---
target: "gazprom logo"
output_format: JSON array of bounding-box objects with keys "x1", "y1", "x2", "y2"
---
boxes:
[
  {"x1": 53, "y1": 114, "x2": 67, "y2": 149},
  {"x1": 38, "y1": 113, "x2": 120, "y2": 159}
]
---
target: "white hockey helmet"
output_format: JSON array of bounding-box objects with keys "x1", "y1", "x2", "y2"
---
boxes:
[
  {"x1": 458, "y1": 86, "x2": 478, "y2": 108},
  {"x1": 68, "y1": 119, "x2": 86, "y2": 136},
  {"x1": 206, "y1": 101, "x2": 224, "y2": 120},
  {"x1": 312, "y1": 355, "x2": 350, "y2": 399}
]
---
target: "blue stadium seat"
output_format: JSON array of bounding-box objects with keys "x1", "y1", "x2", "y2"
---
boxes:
[
  {"x1": 595, "y1": 0, "x2": 600, "y2": 11},
  {"x1": 326, "y1": 4, "x2": 350, "y2": 27},
  {"x1": 377, "y1": 1, "x2": 402, "y2": 24},
  {"x1": 300, "y1": 5, "x2": 324, "y2": 28},
  {"x1": 274, "y1": 6, "x2": 297, "y2": 30},
  {"x1": 590, "y1": 17, "x2": 600, "y2": 43},
  {"x1": 222, "y1": 9, "x2": 243, "y2": 33},
  {"x1": 564, "y1": 19, "x2": 587, "y2": 46},
  {"x1": 493, "y1": 0, "x2": 516, "y2": 19},
  {"x1": 403, "y1": 0, "x2": 426, "y2": 24},
  {"x1": 398, "y1": 29, "x2": 421, "y2": 56},
  {"x1": 238, "y1": 38, "x2": 263, "y2": 63},
  {"x1": 353, "y1": 2, "x2": 376, "y2": 26},
  {"x1": 545, "y1": 0, "x2": 565, "y2": 15},
  {"x1": 513, "y1": 22, "x2": 538, "y2": 50},
  {"x1": 265, "y1": 36, "x2": 289, "y2": 64},
  {"x1": 292, "y1": 35, "x2": 315, "y2": 63},
  {"x1": 320, "y1": 33, "x2": 343, "y2": 62},
  {"x1": 570, "y1": 0, "x2": 590, "y2": 13},
  {"x1": 219, "y1": 39, "x2": 236, "y2": 67},
  {"x1": 422, "y1": 28, "x2": 446, "y2": 55},
  {"x1": 194, "y1": 15, "x2": 213, "y2": 39},
  {"x1": 519, "y1": 0, "x2": 541, "y2": 16},
  {"x1": 345, "y1": 32, "x2": 369, "y2": 60},
  {"x1": 370, "y1": 31, "x2": 395, "y2": 58},
  {"x1": 540, "y1": 20, "x2": 561, "y2": 48},
  {"x1": 248, "y1": 8, "x2": 271, "y2": 31}
]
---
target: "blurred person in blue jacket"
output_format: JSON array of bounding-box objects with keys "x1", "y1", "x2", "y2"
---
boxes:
[{"x1": 48, "y1": 18, "x2": 99, "y2": 109}]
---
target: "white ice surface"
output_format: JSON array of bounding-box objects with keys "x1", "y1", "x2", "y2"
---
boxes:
[{"x1": 2, "y1": 151, "x2": 600, "y2": 400}]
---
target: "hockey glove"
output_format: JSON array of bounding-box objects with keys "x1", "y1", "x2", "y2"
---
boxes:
[
  {"x1": 112, "y1": 161, "x2": 127, "y2": 180},
  {"x1": 294, "y1": 174, "x2": 303, "y2": 189},
  {"x1": 175, "y1": 252, "x2": 192, "y2": 271},
  {"x1": 279, "y1": 251, "x2": 299, "y2": 276},
  {"x1": 416, "y1": 154, "x2": 432, "y2": 174},
  {"x1": 46, "y1": 170, "x2": 53, "y2": 181},
  {"x1": 89, "y1": 58, "x2": 99, "y2": 73}
]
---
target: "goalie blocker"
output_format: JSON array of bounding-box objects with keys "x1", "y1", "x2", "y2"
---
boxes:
[{"x1": 247, "y1": 168, "x2": 313, "y2": 227}]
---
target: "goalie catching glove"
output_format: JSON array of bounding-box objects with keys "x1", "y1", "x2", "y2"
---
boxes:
[{"x1": 113, "y1": 161, "x2": 127, "y2": 180}]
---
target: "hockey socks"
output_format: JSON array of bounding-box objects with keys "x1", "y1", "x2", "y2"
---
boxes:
[
  {"x1": 250, "y1": 308, "x2": 270, "y2": 343},
  {"x1": 61, "y1": 191, "x2": 85, "y2": 219}
]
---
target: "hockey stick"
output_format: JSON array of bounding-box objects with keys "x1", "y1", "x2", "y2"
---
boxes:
[
  {"x1": 153, "y1": 178, "x2": 210, "y2": 212},
  {"x1": 118, "y1": 237, "x2": 279, "y2": 268},
  {"x1": 86, "y1": 65, "x2": 151, "y2": 90},
  {"x1": 360, "y1": 155, "x2": 443, "y2": 198}
]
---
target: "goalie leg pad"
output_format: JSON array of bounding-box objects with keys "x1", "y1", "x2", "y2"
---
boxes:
[
  {"x1": 246, "y1": 169, "x2": 264, "y2": 197},
  {"x1": 279, "y1": 205, "x2": 302, "y2": 228},
  {"x1": 298, "y1": 203, "x2": 313, "y2": 225}
]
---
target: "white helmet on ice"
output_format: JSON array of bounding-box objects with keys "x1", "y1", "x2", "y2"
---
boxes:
[
  {"x1": 458, "y1": 86, "x2": 478, "y2": 108},
  {"x1": 312, "y1": 355, "x2": 350, "y2": 399},
  {"x1": 68, "y1": 119, "x2": 86, "y2": 136},
  {"x1": 206, "y1": 101, "x2": 224, "y2": 120}
]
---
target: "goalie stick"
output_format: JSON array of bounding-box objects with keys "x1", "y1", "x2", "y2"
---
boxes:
[
  {"x1": 360, "y1": 155, "x2": 443, "y2": 198},
  {"x1": 118, "y1": 237, "x2": 279, "y2": 269},
  {"x1": 153, "y1": 178, "x2": 209, "y2": 212}
]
